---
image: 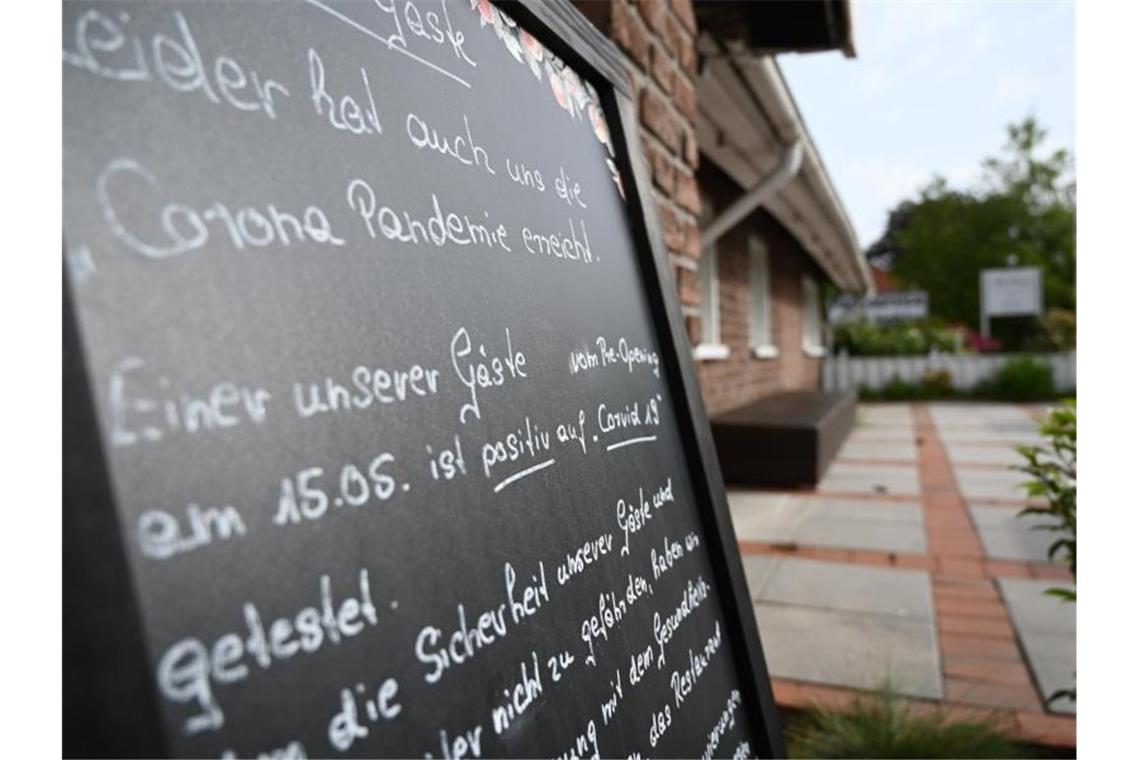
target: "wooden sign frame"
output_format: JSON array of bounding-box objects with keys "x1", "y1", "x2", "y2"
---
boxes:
[
  {"x1": 504, "y1": 3, "x2": 786, "y2": 757},
  {"x1": 63, "y1": 1, "x2": 786, "y2": 756}
]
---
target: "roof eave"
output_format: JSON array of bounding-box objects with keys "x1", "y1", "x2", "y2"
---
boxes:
[{"x1": 696, "y1": 38, "x2": 872, "y2": 293}]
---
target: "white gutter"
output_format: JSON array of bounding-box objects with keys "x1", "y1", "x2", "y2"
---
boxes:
[
  {"x1": 700, "y1": 139, "x2": 804, "y2": 249},
  {"x1": 695, "y1": 36, "x2": 871, "y2": 292},
  {"x1": 762, "y1": 58, "x2": 871, "y2": 292},
  {"x1": 751, "y1": 55, "x2": 871, "y2": 292}
]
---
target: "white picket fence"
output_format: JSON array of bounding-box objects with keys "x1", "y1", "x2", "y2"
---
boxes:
[{"x1": 823, "y1": 351, "x2": 1076, "y2": 392}]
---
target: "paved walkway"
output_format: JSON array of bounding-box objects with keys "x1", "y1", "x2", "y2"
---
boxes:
[{"x1": 729, "y1": 402, "x2": 1076, "y2": 748}]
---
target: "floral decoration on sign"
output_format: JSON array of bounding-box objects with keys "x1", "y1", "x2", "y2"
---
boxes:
[{"x1": 469, "y1": 0, "x2": 625, "y2": 199}]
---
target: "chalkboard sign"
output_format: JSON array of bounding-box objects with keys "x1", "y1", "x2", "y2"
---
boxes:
[{"x1": 62, "y1": 1, "x2": 784, "y2": 757}]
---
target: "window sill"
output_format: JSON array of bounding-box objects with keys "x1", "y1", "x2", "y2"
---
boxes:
[
  {"x1": 752, "y1": 344, "x2": 779, "y2": 360},
  {"x1": 694, "y1": 343, "x2": 730, "y2": 361},
  {"x1": 802, "y1": 343, "x2": 827, "y2": 359}
]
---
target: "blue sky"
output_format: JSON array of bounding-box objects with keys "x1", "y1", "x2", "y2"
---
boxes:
[{"x1": 779, "y1": 0, "x2": 1075, "y2": 249}]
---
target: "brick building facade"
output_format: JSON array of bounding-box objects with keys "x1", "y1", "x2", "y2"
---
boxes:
[
  {"x1": 696, "y1": 164, "x2": 830, "y2": 415},
  {"x1": 573, "y1": 0, "x2": 705, "y2": 319},
  {"x1": 575, "y1": 0, "x2": 870, "y2": 417}
]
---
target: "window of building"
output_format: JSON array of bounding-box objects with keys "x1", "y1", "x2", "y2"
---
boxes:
[
  {"x1": 694, "y1": 241, "x2": 729, "y2": 360},
  {"x1": 694, "y1": 191, "x2": 726, "y2": 361},
  {"x1": 801, "y1": 275, "x2": 826, "y2": 357},
  {"x1": 748, "y1": 235, "x2": 777, "y2": 359}
]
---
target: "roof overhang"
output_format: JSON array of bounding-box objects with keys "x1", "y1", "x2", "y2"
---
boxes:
[
  {"x1": 696, "y1": 35, "x2": 872, "y2": 294},
  {"x1": 694, "y1": 0, "x2": 857, "y2": 59}
]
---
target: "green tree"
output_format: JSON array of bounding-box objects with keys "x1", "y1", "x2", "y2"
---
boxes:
[
  {"x1": 865, "y1": 200, "x2": 915, "y2": 270},
  {"x1": 875, "y1": 118, "x2": 1075, "y2": 349}
]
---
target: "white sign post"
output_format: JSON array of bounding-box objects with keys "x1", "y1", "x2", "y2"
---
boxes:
[{"x1": 980, "y1": 266, "x2": 1043, "y2": 337}]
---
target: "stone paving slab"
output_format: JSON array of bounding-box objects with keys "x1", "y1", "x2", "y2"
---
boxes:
[
  {"x1": 748, "y1": 555, "x2": 934, "y2": 616},
  {"x1": 729, "y1": 492, "x2": 926, "y2": 554},
  {"x1": 853, "y1": 420, "x2": 915, "y2": 434},
  {"x1": 999, "y1": 578, "x2": 1076, "y2": 714},
  {"x1": 953, "y1": 466, "x2": 1030, "y2": 502},
  {"x1": 928, "y1": 403, "x2": 1036, "y2": 422},
  {"x1": 855, "y1": 404, "x2": 914, "y2": 425},
  {"x1": 818, "y1": 461, "x2": 922, "y2": 497},
  {"x1": 936, "y1": 429, "x2": 1046, "y2": 446},
  {"x1": 928, "y1": 404, "x2": 1044, "y2": 447},
  {"x1": 934, "y1": 426, "x2": 1044, "y2": 442},
  {"x1": 946, "y1": 444, "x2": 1026, "y2": 467},
  {"x1": 931, "y1": 416, "x2": 1039, "y2": 430},
  {"x1": 987, "y1": 419, "x2": 1042, "y2": 433},
  {"x1": 969, "y1": 504, "x2": 1059, "y2": 563},
  {"x1": 855, "y1": 415, "x2": 914, "y2": 427},
  {"x1": 741, "y1": 552, "x2": 781, "y2": 597},
  {"x1": 743, "y1": 556, "x2": 941, "y2": 699},
  {"x1": 754, "y1": 603, "x2": 943, "y2": 699},
  {"x1": 939, "y1": 426, "x2": 1041, "y2": 442},
  {"x1": 837, "y1": 438, "x2": 919, "y2": 463},
  {"x1": 857, "y1": 404, "x2": 915, "y2": 426},
  {"x1": 847, "y1": 429, "x2": 919, "y2": 444}
]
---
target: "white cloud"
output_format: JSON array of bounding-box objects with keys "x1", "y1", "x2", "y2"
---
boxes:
[
  {"x1": 856, "y1": 62, "x2": 895, "y2": 95},
  {"x1": 842, "y1": 158, "x2": 982, "y2": 246},
  {"x1": 971, "y1": 28, "x2": 993, "y2": 54},
  {"x1": 846, "y1": 158, "x2": 928, "y2": 206},
  {"x1": 944, "y1": 163, "x2": 982, "y2": 189},
  {"x1": 856, "y1": 0, "x2": 976, "y2": 55},
  {"x1": 995, "y1": 71, "x2": 1043, "y2": 107},
  {"x1": 842, "y1": 158, "x2": 930, "y2": 244}
]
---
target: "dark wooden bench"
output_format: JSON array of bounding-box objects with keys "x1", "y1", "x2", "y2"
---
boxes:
[{"x1": 710, "y1": 391, "x2": 857, "y2": 488}]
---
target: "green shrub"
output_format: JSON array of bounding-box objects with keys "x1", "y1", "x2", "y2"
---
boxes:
[
  {"x1": 921, "y1": 369, "x2": 955, "y2": 396},
  {"x1": 833, "y1": 320, "x2": 963, "y2": 356},
  {"x1": 878, "y1": 377, "x2": 923, "y2": 401},
  {"x1": 975, "y1": 356, "x2": 1056, "y2": 400},
  {"x1": 859, "y1": 371, "x2": 958, "y2": 401},
  {"x1": 786, "y1": 688, "x2": 1023, "y2": 759},
  {"x1": 859, "y1": 357, "x2": 1064, "y2": 401}
]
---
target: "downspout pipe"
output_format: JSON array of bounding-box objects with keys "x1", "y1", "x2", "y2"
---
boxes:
[{"x1": 700, "y1": 139, "x2": 804, "y2": 249}]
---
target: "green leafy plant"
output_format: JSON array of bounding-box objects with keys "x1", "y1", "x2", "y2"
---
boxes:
[
  {"x1": 1015, "y1": 401, "x2": 1076, "y2": 587},
  {"x1": 1016, "y1": 399, "x2": 1076, "y2": 704},
  {"x1": 786, "y1": 688, "x2": 1023, "y2": 759},
  {"x1": 974, "y1": 356, "x2": 1056, "y2": 400}
]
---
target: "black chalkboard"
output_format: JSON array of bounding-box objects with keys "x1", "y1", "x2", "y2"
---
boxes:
[{"x1": 62, "y1": 1, "x2": 784, "y2": 757}]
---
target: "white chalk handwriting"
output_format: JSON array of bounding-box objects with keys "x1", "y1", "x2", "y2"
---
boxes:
[
  {"x1": 63, "y1": 8, "x2": 288, "y2": 119},
  {"x1": 97, "y1": 158, "x2": 345, "y2": 260},
  {"x1": 156, "y1": 568, "x2": 380, "y2": 735}
]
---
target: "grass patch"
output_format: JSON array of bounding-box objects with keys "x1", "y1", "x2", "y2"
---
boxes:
[{"x1": 786, "y1": 689, "x2": 1025, "y2": 759}]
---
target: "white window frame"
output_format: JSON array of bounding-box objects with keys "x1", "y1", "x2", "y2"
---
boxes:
[
  {"x1": 694, "y1": 241, "x2": 729, "y2": 360},
  {"x1": 801, "y1": 275, "x2": 826, "y2": 357},
  {"x1": 748, "y1": 235, "x2": 778, "y2": 359}
]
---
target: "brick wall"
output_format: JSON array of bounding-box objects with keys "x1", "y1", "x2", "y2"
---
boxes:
[
  {"x1": 574, "y1": 1, "x2": 824, "y2": 416},
  {"x1": 697, "y1": 165, "x2": 825, "y2": 416},
  {"x1": 573, "y1": 0, "x2": 703, "y2": 329}
]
